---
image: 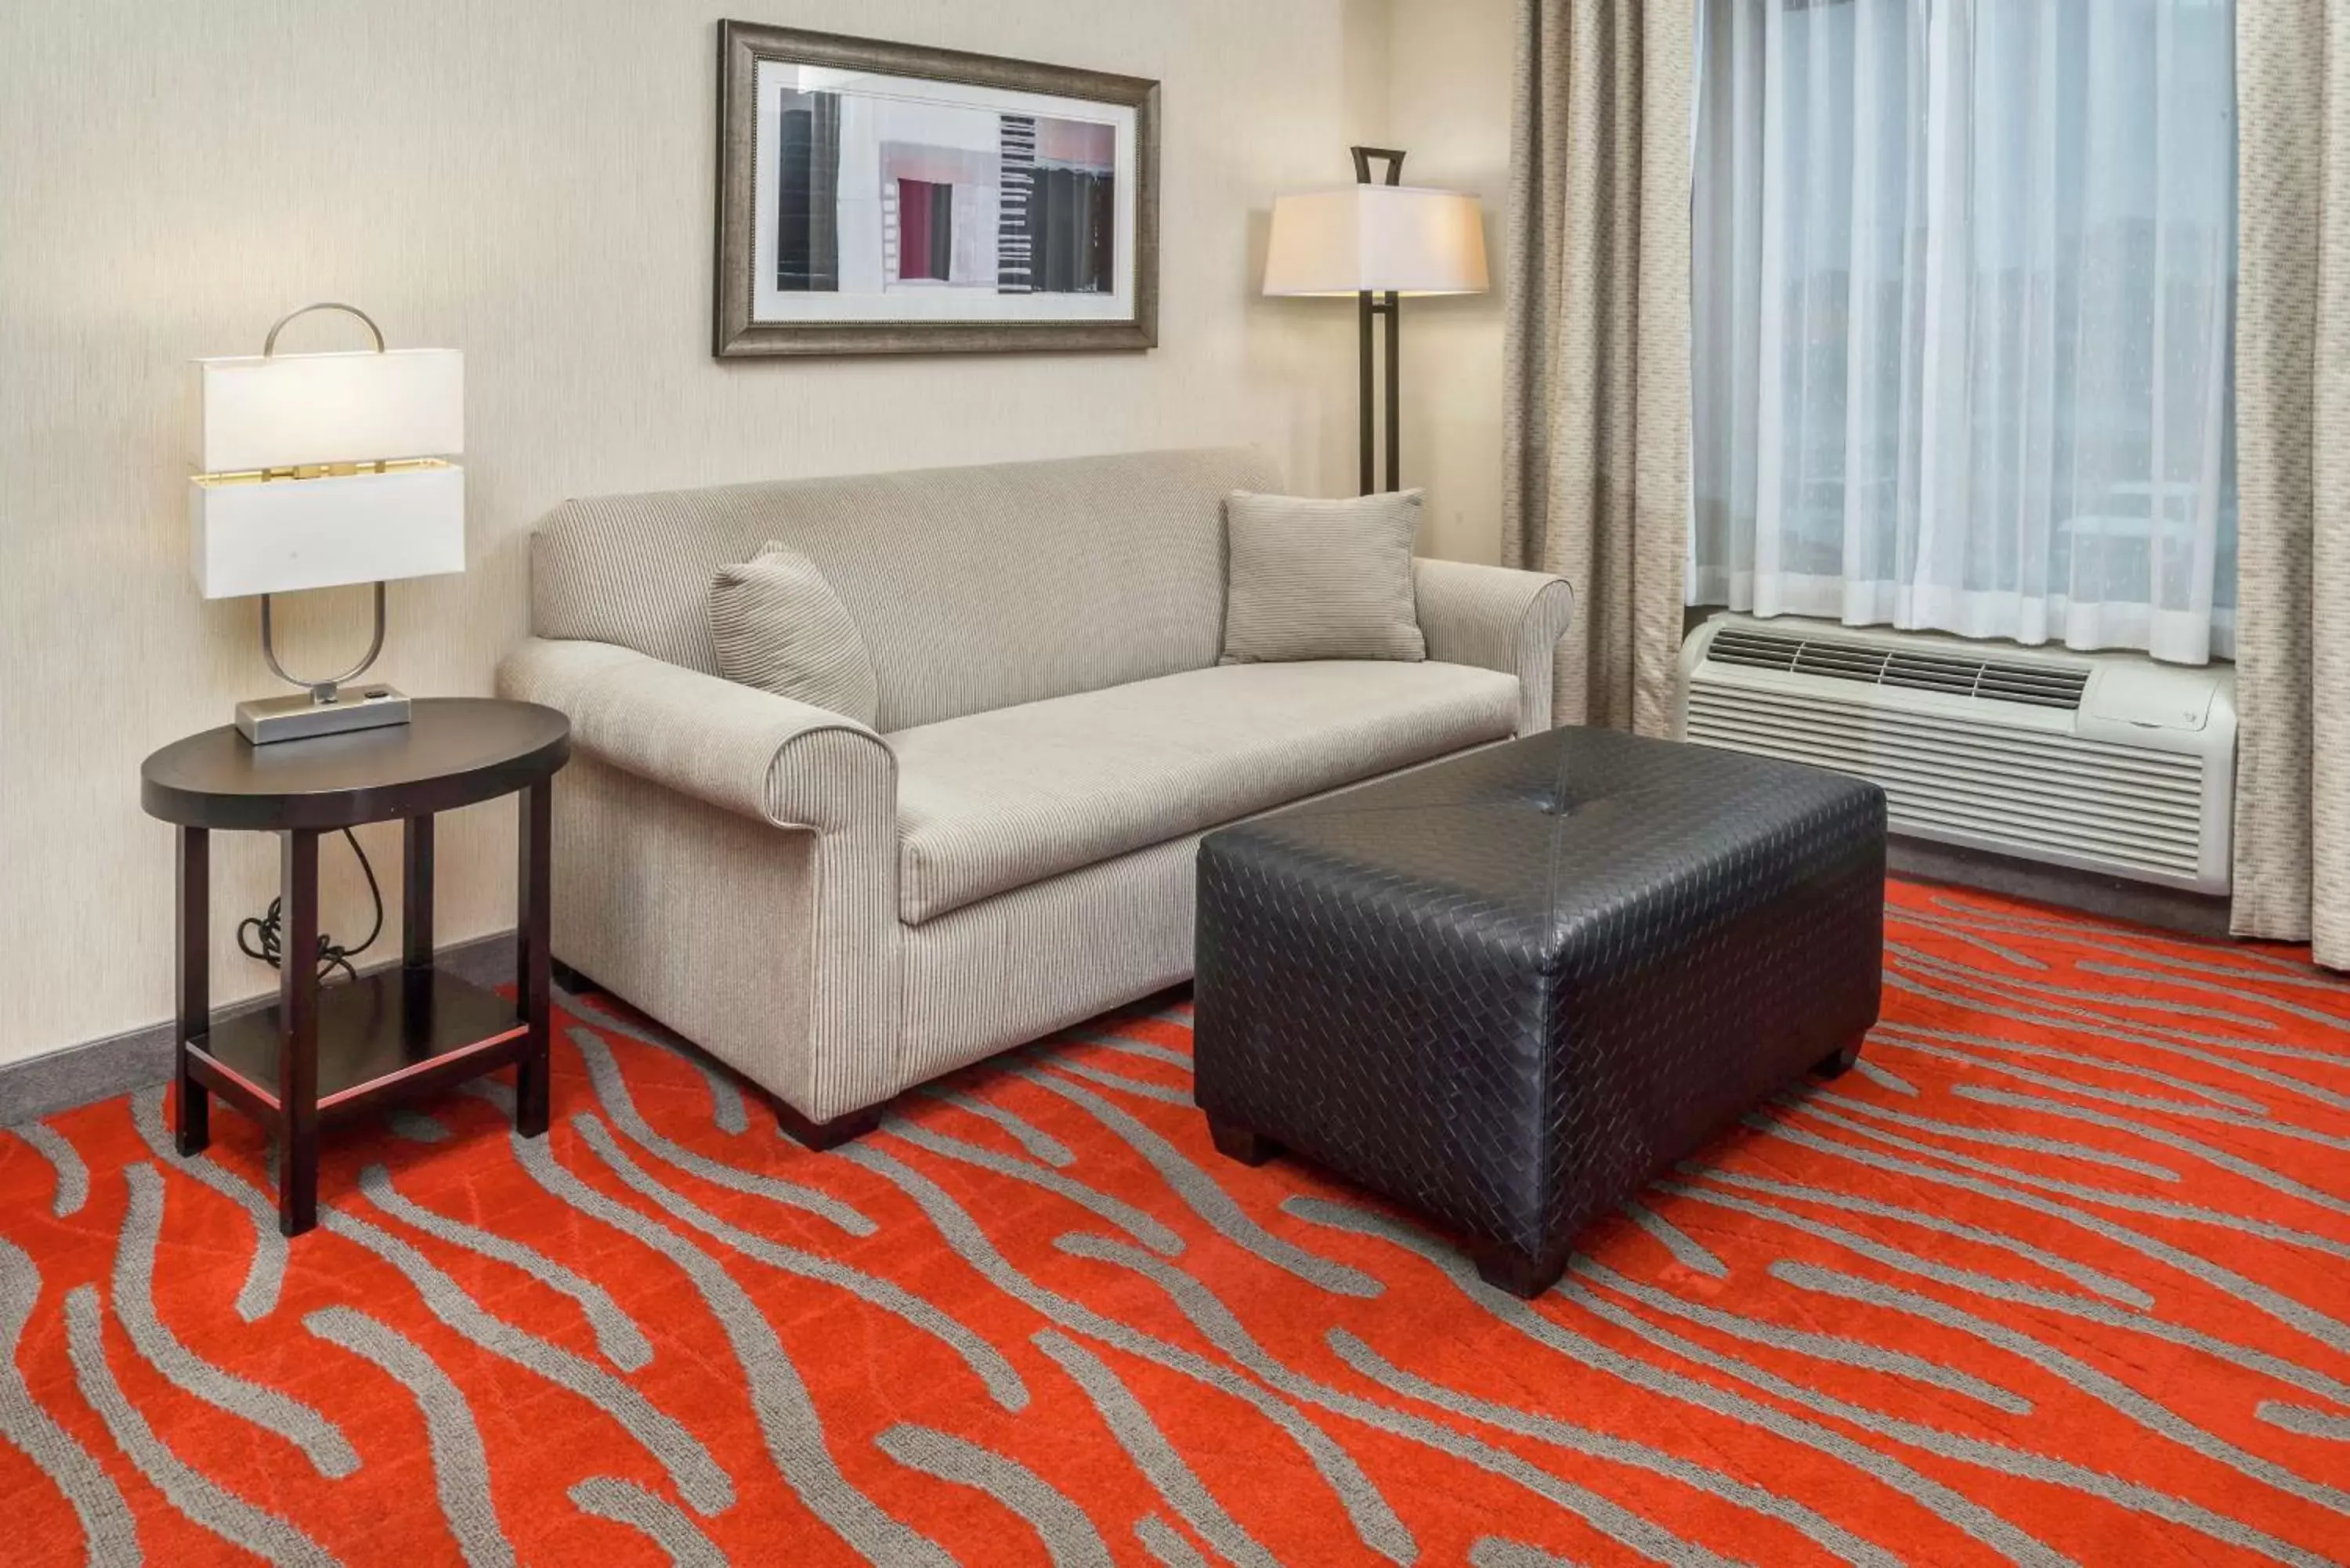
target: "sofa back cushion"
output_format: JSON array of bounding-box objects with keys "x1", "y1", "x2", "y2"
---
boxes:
[
  {"x1": 708, "y1": 541, "x2": 882, "y2": 726},
  {"x1": 1220, "y1": 489, "x2": 1428, "y2": 664},
  {"x1": 532, "y1": 446, "x2": 1279, "y2": 732}
]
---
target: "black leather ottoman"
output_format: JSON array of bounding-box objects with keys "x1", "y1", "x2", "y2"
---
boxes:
[{"x1": 1193, "y1": 725, "x2": 1885, "y2": 1298}]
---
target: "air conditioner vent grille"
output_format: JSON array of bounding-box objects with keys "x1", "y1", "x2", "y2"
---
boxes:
[
  {"x1": 1683, "y1": 685, "x2": 2204, "y2": 878},
  {"x1": 1706, "y1": 627, "x2": 2090, "y2": 710}
]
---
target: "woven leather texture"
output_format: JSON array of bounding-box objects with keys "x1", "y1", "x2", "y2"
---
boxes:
[{"x1": 1195, "y1": 726, "x2": 1885, "y2": 1274}]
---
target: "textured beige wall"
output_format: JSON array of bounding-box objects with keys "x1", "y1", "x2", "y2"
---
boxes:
[
  {"x1": 1388, "y1": 0, "x2": 1515, "y2": 567},
  {"x1": 0, "y1": 0, "x2": 1401, "y2": 1068}
]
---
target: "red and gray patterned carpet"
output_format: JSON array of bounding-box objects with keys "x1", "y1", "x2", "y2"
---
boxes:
[{"x1": 5, "y1": 880, "x2": 2348, "y2": 1565}]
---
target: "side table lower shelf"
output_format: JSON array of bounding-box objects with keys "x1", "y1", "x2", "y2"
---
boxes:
[{"x1": 186, "y1": 969, "x2": 530, "y2": 1129}]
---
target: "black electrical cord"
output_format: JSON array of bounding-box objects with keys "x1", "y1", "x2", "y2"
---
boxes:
[{"x1": 237, "y1": 827, "x2": 383, "y2": 984}]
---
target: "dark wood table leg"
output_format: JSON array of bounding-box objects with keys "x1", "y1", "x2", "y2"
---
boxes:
[
  {"x1": 174, "y1": 826, "x2": 211, "y2": 1157},
  {"x1": 277, "y1": 829, "x2": 321, "y2": 1237},
  {"x1": 515, "y1": 780, "x2": 552, "y2": 1139},
  {"x1": 403, "y1": 815, "x2": 434, "y2": 1027}
]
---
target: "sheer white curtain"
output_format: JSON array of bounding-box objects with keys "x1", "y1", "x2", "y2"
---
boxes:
[{"x1": 1691, "y1": 0, "x2": 2238, "y2": 664}]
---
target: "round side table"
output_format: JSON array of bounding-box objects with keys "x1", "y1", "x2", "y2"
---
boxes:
[{"x1": 141, "y1": 697, "x2": 571, "y2": 1236}]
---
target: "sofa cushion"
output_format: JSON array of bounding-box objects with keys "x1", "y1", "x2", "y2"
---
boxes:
[
  {"x1": 1220, "y1": 489, "x2": 1427, "y2": 664},
  {"x1": 890, "y1": 659, "x2": 1520, "y2": 925},
  {"x1": 708, "y1": 541, "x2": 882, "y2": 726}
]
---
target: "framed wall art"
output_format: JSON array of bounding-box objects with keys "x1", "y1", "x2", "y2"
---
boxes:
[{"x1": 714, "y1": 22, "x2": 1161, "y2": 357}]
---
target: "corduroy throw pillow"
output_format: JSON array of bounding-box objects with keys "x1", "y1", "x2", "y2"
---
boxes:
[
  {"x1": 1220, "y1": 489, "x2": 1427, "y2": 664},
  {"x1": 708, "y1": 541, "x2": 881, "y2": 726}
]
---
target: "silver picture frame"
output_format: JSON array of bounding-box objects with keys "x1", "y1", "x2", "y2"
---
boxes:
[{"x1": 714, "y1": 21, "x2": 1161, "y2": 358}]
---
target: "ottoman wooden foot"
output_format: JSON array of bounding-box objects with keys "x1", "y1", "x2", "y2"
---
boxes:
[
  {"x1": 1206, "y1": 1116, "x2": 1280, "y2": 1166},
  {"x1": 1471, "y1": 1239, "x2": 1564, "y2": 1300},
  {"x1": 1815, "y1": 1033, "x2": 1866, "y2": 1078}
]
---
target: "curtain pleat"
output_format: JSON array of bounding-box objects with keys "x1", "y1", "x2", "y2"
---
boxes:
[
  {"x1": 2232, "y1": 4, "x2": 2349, "y2": 968},
  {"x1": 1503, "y1": 0, "x2": 1695, "y2": 735}
]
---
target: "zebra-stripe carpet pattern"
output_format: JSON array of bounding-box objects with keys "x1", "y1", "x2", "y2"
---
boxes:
[{"x1": 4, "y1": 880, "x2": 2348, "y2": 1565}]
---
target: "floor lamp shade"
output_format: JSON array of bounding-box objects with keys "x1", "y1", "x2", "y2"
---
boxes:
[
  {"x1": 1263, "y1": 168, "x2": 1488, "y2": 495},
  {"x1": 1262, "y1": 186, "x2": 1488, "y2": 298},
  {"x1": 188, "y1": 346, "x2": 465, "y2": 599}
]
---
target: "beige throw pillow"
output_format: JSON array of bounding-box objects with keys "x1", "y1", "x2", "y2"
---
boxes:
[
  {"x1": 708, "y1": 541, "x2": 881, "y2": 727},
  {"x1": 1220, "y1": 489, "x2": 1427, "y2": 664}
]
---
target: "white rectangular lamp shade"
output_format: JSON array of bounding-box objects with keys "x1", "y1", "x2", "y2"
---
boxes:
[
  {"x1": 1263, "y1": 186, "x2": 1489, "y2": 297},
  {"x1": 189, "y1": 347, "x2": 465, "y2": 598},
  {"x1": 191, "y1": 463, "x2": 465, "y2": 599},
  {"x1": 193, "y1": 349, "x2": 463, "y2": 472}
]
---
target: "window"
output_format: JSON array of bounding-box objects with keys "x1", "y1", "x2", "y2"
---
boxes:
[{"x1": 1691, "y1": 0, "x2": 2238, "y2": 664}]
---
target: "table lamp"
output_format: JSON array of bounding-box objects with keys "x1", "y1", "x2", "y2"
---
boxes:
[
  {"x1": 189, "y1": 302, "x2": 464, "y2": 744},
  {"x1": 1263, "y1": 147, "x2": 1488, "y2": 495}
]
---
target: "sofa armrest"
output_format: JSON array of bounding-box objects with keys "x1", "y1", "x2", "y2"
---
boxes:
[
  {"x1": 497, "y1": 638, "x2": 895, "y2": 829},
  {"x1": 498, "y1": 636, "x2": 902, "y2": 1124},
  {"x1": 1413, "y1": 558, "x2": 1576, "y2": 735}
]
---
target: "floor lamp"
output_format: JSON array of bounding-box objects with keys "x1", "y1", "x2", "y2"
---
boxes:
[{"x1": 1264, "y1": 148, "x2": 1489, "y2": 495}]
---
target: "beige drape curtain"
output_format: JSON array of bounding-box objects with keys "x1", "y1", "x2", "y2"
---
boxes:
[
  {"x1": 1502, "y1": 0, "x2": 1694, "y2": 735},
  {"x1": 2232, "y1": 5, "x2": 2349, "y2": 969}
]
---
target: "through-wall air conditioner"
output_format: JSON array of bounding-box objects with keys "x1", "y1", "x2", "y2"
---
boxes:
[{"x1": 1674, "y1": 615, "x2": 2236, "y2": 895}]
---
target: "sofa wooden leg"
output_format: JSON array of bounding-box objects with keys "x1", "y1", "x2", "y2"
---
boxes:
[
  {"x1": 769, "y1": 1093, "x2": 886, "y2": 1151},
  {"x1": 1471, "y1": 1239, "x2": 1564, "y2": 1300},
  {"x1": 1815, "y1": 1033, "x2": 1866, "y2": 1078},
  {"x1": 1206, "y1": 1115, "x2": 1279, "y2": 1167},
  {"x1": 550, "y1": 958, "x2": 595, "y2": 995}
]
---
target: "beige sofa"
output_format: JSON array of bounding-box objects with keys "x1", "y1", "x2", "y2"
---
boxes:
[{"x1": 497, "y1": 448, "x2": 1574, "y2": 1140}]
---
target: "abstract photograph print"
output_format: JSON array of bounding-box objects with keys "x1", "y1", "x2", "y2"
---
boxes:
[{"x1": 716, "y1": 23, "x2": 1159, "y2": 356}]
